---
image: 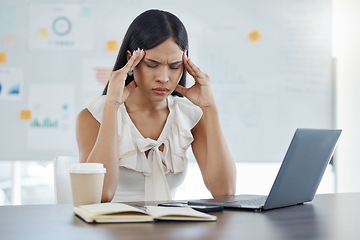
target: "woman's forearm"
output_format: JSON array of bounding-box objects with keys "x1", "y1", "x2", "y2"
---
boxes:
[
  {"x1": 202, "y1": 105, "x2": 237, "y2": 197},
  {"x1": 86, "y1": 100, "x2": 120, "y2": 202}
]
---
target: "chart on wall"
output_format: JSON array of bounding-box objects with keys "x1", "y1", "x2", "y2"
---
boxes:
[
  {"x1": 27, "y1": 84, "x2": 75, "y2": 150},
  {"x1": 28, "y1": 3, "x2": 94, "y2": 50},
  {"x1": 81, "y1": 58, "x2": 114, "y2": 92},
  {"x1": 0, "y1": 67, "x2": 23, "y2": 100}
]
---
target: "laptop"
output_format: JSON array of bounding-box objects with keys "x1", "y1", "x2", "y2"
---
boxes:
[{"x1": 189, "y1": 128, "x2": 342, "y2": 211}]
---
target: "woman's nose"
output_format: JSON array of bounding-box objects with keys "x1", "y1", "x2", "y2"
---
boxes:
[{"x1": 156, "y1": 67, "x2": 170, "y2": 83}]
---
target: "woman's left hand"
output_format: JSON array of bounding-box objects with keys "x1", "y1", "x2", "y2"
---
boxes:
[{"x1": 175, "y1": 52, "x2": 216, "y2": 110}]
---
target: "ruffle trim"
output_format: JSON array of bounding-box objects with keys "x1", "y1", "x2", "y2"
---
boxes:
[{"x1": 86, "y1": 95, "x2": 107, "y2": 123}]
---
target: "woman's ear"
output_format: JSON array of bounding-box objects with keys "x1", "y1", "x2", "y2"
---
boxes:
[{"x1": 126, "y1": 50, "x2": 132, "y2": 61}]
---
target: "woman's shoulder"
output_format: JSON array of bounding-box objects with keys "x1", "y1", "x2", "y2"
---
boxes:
[
  {"x1": 76, "y1": 108, "x2": 100, "y2": 144},
  {"x1": 77, "y1": 108, "x2": 92, "y2": 119},
  {"x1": 76, "y1": 108, "x2": 99, "y2": 127}
]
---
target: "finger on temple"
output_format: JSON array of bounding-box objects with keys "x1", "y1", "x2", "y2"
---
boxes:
[
  {"x1": 128, "y1": 49, "x2": 144, "y2": 71},
  {"x1": 183, "y1": 57, "x2": 195, "y2": 75},
  {"x1": 185, "y1": 61, "x2": 199, "y2": 78},
  {"x1": 124, "y1": 54, "x2": 136, "y2": 71}
]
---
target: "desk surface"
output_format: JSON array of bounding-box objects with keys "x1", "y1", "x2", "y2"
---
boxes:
[{"x1": 1, "y1": 193, "x2": 360, "y2": 240}]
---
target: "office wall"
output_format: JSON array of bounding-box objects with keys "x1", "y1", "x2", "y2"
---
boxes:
[
  {"x1": 0, "y1": 0, "x2": 333, "y2": 162},
  {"x1": 333, "y1": 0, "x2": 360, "y2": 192}
]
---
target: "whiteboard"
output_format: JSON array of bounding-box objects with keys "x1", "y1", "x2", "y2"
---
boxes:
[{"x1": 0, "y1": 0, "x2": 333, "y2": 162}]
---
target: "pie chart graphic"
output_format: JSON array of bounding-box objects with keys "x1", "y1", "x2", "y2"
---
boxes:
[{"x1": 52, "y1": 16, "x2": 72, "y2": 36}]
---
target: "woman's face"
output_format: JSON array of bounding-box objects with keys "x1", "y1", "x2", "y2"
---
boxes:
[{"x1": 132, "y1": 38, "x2": 184, "y2": 101}]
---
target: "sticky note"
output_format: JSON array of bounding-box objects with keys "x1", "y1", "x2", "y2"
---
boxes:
[
  {"x1": 0, "y1": 52, "x2": 6, "y2": 64},
  {"x1": 20, "y1": 109, "x2": 32, "y2": 121},
  {"x1": 106, "y1": 40, "x2": 119, "y2": 52},
  {"x1": 248, "y1": 30, "x2": 262, "y2": 43},
  {"x1": 37, "y1": 28, "x2": 49, "y2": 39}
]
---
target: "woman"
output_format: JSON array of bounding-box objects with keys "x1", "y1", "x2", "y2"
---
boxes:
[{"x1": 76, "y1": 9, "x2": 236, "y2": 202}]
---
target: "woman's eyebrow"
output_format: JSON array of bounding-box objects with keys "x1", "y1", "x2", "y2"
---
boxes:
[
  {"x1": 169, "y1": 61, "x2": 183, "y2": 65},
  {"x1": 145, "y1": 58, "x2": 182, "y2": 65}
]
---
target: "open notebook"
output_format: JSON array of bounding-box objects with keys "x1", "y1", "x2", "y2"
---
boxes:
[{"x1": 74, "y1": 202, "x2": 217, "y2": 223}]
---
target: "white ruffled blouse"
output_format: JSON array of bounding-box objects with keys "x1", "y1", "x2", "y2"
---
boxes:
[{"x1": 87, "y1": 95, "x2": 202, "y2": 202}]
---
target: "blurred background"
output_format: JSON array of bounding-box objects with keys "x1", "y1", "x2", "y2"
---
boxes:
[{"x1": 0, "y1": 0, "x2": 359, "y2": 205}]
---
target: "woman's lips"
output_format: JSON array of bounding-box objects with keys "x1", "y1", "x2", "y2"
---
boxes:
[{"x1": 153, "y1": 87, "x2": 169, "y2": 95}]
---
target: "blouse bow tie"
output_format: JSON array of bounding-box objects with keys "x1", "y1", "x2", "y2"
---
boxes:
[{"x1": 135, "y1": 138, "x2": 172, "y2": 201}]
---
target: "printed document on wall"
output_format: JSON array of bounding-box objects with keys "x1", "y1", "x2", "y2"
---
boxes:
[
  {"x1": 28, "y1": 3, "x2": 93, "y2": 49},
  {"x1": 82, "y1": 58, "x2": 113, "y2": 92},
  {"x1": 0, "y1": 67, "x2": 23, "y2": 100},
  {"x1": 27, "y1": 84, "x2": 75, "y2": 150}
]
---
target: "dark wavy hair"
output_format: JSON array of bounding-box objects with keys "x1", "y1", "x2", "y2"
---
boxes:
[{"x1": 102, "y1": 9, "x2": 189, "y2": 97}]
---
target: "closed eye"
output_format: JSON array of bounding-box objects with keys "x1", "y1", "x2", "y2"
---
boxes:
[
  {"x1": 146, "y1": 63, "x2": 158, "y2": 68},
  {"x1": 169, "y1": 62, "x2": 182, "y2": 70}
]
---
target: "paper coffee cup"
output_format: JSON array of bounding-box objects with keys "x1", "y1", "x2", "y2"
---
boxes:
[{"x1": 70, "y1": 163, "x2": 106, "y2": 207}]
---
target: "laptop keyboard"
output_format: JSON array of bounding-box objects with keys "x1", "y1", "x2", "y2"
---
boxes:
[{"x1": 229, "y1": 196, "x2": 267, "y2": 206}]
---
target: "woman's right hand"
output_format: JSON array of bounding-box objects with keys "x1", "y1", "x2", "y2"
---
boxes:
[{"x1": 106, "y1": 48, "x2": 145, "y2": 106}]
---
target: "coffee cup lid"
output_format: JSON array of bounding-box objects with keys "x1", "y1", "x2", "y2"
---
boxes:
[{"x1": 70, "y1": 163, "x2": 106, "y2": 174}]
